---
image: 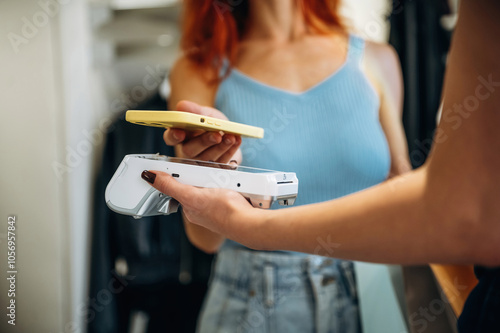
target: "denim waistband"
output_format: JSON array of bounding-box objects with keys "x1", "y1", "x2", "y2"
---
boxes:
[
  {"x1": 211, "y1": 248, "x2": 356, "y2": 296},
  {"x1": 202, "y1": 248, "x2": 360, "y2": 333}
]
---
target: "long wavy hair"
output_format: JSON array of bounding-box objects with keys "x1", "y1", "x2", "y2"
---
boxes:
[{"x1": 180, "y1": 0, "x2": 345, "y2": 80}]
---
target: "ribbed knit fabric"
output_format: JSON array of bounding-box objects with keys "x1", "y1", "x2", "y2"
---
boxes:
[{"x1": 216, "y1": 35, "x2": 391, "y2": 252}]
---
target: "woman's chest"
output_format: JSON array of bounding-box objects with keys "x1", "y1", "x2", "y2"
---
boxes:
[{"x1": 235, "y1": 36, "x2": 349, "y2": 93}]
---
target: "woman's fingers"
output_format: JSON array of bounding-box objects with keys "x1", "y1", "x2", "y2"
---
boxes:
[
  {"x1": 215, "y1": 135, "x2": 242, "y2": 163},
  {"x1": 174, "y1": 132, "x2": 240, "y2": 162},
  {"x1": 179, "y1": 131, "x2": 222, "y2": 157},
  {"x1": 163, "y1": 100, "x2": 228, "y2": 147},
  {"x1": 141, "y1": 170, "x2": 207, "y2": 210},
  {"x1": 196, "y1": 134, "x2": 241, "y2": 162},
  {"x1": 141, "y1": 169, "x2": 260, "y2": 241},
  {"x1": 161, "y1": 100, "x2": 242, "y2": 162},
  {"x1": 163, "y1": 128, "x2": 186, "y2": 146},
  {"x1": 164, "y1": 128, "x2": 241, "y2": 162}
]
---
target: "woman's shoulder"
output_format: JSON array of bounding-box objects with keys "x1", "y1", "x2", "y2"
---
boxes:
[
  {"x1": 359, "y1": 39, "x2": 402, "y2": 96},
  {"x1": 363, "y1": 40, "x2": 400, "y2": 72},
  {"x1": 169, "y1": 55, "x2": 219, "y2": 106},
  {"x1": 170, "y1": 55, "x2": 217, "y2": 88},
  {"x1": 362, "y1": 40, "x2": 401, "y2": 82}
]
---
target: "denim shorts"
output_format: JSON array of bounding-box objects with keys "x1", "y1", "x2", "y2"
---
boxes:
[{"x1": 197, "y1": 248, "x2": 361, "y2": 333}]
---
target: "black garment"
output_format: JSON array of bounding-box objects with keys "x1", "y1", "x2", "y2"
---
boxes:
[
  {"x1": 88, "y1": 92, "x2": 213, "y2": 333},
  {"x1": 389, "y1": 0, "x2": 452, "y2": 168},
  {"x1": 458, "y1": 267, "x2": 500, "y2": 332}
]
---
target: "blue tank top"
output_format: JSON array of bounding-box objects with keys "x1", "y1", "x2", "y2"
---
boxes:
[{"x1": 216, "y1": 35, "x2": 391, "y2": 253}]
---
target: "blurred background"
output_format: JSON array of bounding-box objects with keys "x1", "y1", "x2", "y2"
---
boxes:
[{"x1": 0, "y1": 0, "x2": 457, "y2": 332}]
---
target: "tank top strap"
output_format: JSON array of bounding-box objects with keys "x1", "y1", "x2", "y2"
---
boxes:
[{"x1": 346, "y1": 34, "x2": 365, "y2": 66}]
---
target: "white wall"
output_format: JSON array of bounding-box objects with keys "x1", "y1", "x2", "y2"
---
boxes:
[
  {"x1": 341, "y1": 0, "x2": 391, "y2": 42},
  {"x1": 58, "y1": 1, "x2": 97, "y2": 332},
  {"x1": 0, "y1": 1, "x2": 68, "y2": 331},
  {"x1": 0, "y1": 0, "x2": 94, "y2": 332}
]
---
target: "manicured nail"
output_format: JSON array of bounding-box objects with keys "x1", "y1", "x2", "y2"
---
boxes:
[
  {"x1": 228, "y1": 160, "x2": 238, "y2": 169},
  {"x1": 141, "y1": 170, "x2": 156, "y2": 184}
]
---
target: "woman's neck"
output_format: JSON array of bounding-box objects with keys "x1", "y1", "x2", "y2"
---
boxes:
[{"x1": 245, "y1": 0, "x2": 307, "y2": 42}]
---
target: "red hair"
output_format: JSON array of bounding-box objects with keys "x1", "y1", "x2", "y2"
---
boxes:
[{"x1": 181, "y1": 0, "x2": 345, "y2": 80}]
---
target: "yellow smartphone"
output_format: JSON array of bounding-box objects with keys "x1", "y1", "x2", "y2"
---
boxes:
[{"x1": 126, "y1": 110, "x2": 264, "y2": 139}]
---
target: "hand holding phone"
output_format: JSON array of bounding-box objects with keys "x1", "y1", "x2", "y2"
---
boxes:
[{"x1": 133, "y1": 101, "x2": 256, "y2": 163}]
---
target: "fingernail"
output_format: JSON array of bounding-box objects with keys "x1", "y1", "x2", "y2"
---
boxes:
[
  {"x1": 209, "y1": 134, "x2": 219, "y2": 143},
  {"x1": 224, "y1": 136, "x2": 233, "y2": 145},
  {"x1": 141, "y1": 170, "x2": 156, "y2": 184},
  {"x1": 172, "y1": 130, "x2": 180, "y2": 141}
]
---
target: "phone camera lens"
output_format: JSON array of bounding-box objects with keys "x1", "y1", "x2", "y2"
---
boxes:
[{"x1": 200, "y1": 118, "x2": 205, "y2": 123}]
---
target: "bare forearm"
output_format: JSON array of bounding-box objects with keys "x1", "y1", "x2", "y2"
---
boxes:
[
  {"x1": 248, "y1": 168, "x2": 481, "y2": 265},
  {"x1": 183, "y1": 213, "x2": 225, "y2": 253},
  {"x1": 246, "y1": 170, "x2": 428, "y2": 263}
]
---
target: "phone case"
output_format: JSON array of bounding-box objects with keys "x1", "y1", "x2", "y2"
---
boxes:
[{"x1": 126, "y1": 110, "x2": 264, "y2": 138}]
